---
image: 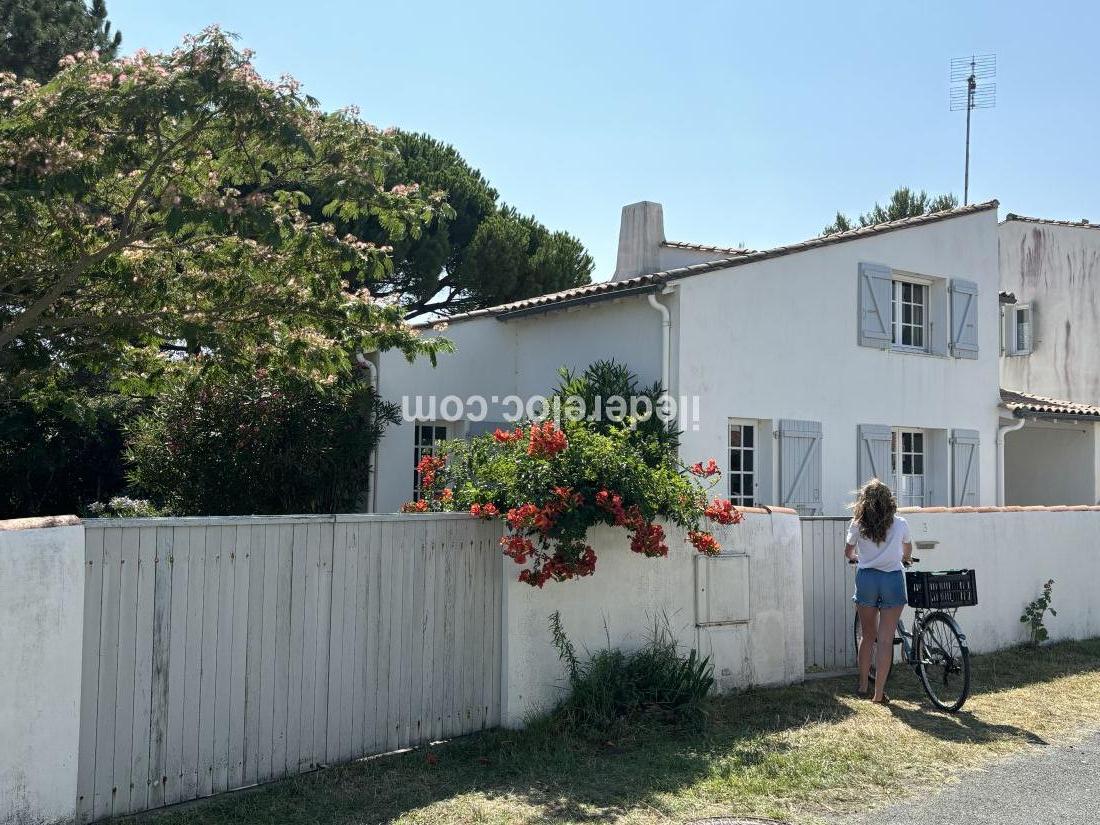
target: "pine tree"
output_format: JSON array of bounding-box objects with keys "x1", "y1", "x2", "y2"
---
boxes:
[{"x1": 0, "y1": 0, "x2": 122, "y2": 82}]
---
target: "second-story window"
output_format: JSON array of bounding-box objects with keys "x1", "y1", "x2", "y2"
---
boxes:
[
  {"x1": 1014, "y1": 305, "x2": 1033, "y2": 354},
  {"x1": 892, "y1": 279, "x2": 928, "y2": 351}
]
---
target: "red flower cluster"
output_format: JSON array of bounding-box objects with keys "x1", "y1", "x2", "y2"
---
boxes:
[
  {"x1": 416, "y1": 454, "x2": 446, "y2": 488},
  {"x1": 441, "y1": 488, "x2": 454, "y2": 504},
  {"x1": 704, "y1": 498, "x2": 743, "y2": 525},
  {"x1": 595, "y1": 489, "x2": 642, "y2": 529},
  {"x1": 630, "y1": 521, "x2": 669, "y2": 557},
  {"x1": 493, "y1": 426, "x2": 525, "y2": 443},
  {"x1": 501, "y1": 533, "x2": 535, "y2": 563},
  {"x1": 469, "y1": 502, "x2": 499, "y2": 519},
  {"x1": 689, "y1": 459, "x2": 720, "y2": 477},
  {"x1": 689, "y1": 529, "x2": 720, "y2": 555},
  {"x1": 527, "y1": 421, "x2": 568, "y2": 458},
  {"x1": 400, "y1": 499, "x2": 429, "y2": 513},
  {"x1": 506, "y1": 502, "x2": 541, "y2": 530},
  {"x1": 518, "y1": 543, "x2": 597, "y2": 588}
]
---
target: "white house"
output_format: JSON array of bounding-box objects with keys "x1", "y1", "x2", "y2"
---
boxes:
[
  {"x1": 997, "y1": 214, "x2": 1100, "y2": 505},
  {"x1": 369, "y1": 199, "x2": 1003, "y2": 515}
]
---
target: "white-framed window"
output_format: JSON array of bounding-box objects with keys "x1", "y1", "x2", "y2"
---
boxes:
[
  {"x1": 891, "y1": 277, "x2": 929, "y2": 351},
  {"x1": 891, "y1": 428, "x2": 926, "y2": 507},
  {"x1": 413, "y1": 423, "x2": 448, "y2": 499},
  {"x1": 1014, "y1": 304, "x2": 1033, "y2": 354},
  {"x1": 728, "y1": 420, "x2": 756, "y2": 507}
]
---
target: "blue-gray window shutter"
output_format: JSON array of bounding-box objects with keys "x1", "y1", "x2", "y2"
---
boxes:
[
  {"x1": 857, "y1": 424, "x2": 892, "y2": 488},
  {"x1": 778, "y1": 419, "x2": 822, "y2": 514},
  {"x1": 465, "y1": 420, "x2": 509, "y2": 438},
  {"x1": 950, "y1": 278, "x2": 979, "y2": 359},
  {"x1": 951, "y1": 429, "x2": 980, "y2": 505},
  {"x1": 858, "y1": 263, "x2": 893, "y2": 348}
]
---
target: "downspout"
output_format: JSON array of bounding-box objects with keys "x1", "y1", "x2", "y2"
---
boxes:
[
  {"x1": 647, "y1": 292, "x2": 671, "y2": 396},
  {"x1": 996, "y1": 416, "x2": 1026, "y2": 505},
  {"x1": 356, "y1": 353, "x2": 381, "y2": 513}
]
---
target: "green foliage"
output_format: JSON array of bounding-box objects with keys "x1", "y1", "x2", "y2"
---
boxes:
[
  {"x1": 125, "y1": 365, "x2": 399, "y2": 516},
  {"x1": 546, "y1": 610, "x2": 714, "y2": 736},
  {"x1": 85, "y1": 495, "x2": 163, "y2": 518},
  {"x1": 0, "y1": 27, "x2": 450, "y2": 379},
  {"x1": 823, "y1": 186, "x2": 959, "y2": 235},
  {"x1": 340, "y1": 131, "x2": 593, "y2": 319},
  {"x1": 0, "y1": 367, "x2": 136, "y2": 518},
  {"x1": 0, "y1": 0, "x2": 121, "y2": 82},
  {"x1": 1020, "y1": 578, "x2": 1057, "y2": 645}
]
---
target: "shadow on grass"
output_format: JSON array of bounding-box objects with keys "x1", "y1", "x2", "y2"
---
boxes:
[{"x1": 129, "y1": 639, "x2": 1100, "y2": 825}]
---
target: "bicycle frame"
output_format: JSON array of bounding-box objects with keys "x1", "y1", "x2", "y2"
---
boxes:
[{"x1": 891, "y1": 607, "x2": 968, "y2": 668}]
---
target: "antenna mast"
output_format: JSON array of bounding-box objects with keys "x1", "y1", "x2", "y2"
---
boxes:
[{"x1": 950, "y1": 54, "x2": 996, "y2": 205}]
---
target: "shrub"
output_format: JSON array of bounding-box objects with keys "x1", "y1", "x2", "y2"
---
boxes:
[
  {"x1": 126, "y1": 365, "x2": 398, "y2": 515},
  {"x1": 1021, "y1": 578, "x2": 1057, "y2": 645},
  {"x1": 411, "y1": 361, "x2": 741, "y2": 586},
  {"x1": 546, "y1": 610, "x2": 714, "y2": 736},
  {"x1": 85, "y1": 496, "x2": 164, "y2": 518}
]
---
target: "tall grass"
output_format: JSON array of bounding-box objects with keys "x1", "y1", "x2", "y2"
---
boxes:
[{"x1": 544, "y1": 611, "x2": 714, "y2": 736}]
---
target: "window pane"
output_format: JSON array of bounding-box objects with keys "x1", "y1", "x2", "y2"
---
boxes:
[
  {"x1": 902, "y1": 303, "x2": 912, "y2": 325},
  {"x1": 913, "y1": 454, "x2": 924, "y2": 474},
  {"x1": 743, "y1": 451, "x2": 754, "y2": 471},
  {"x1": 913, "y1": 432, "x2": 923, "y2": 451},
  {"x1": 729, "y1": 429, "x2": 741, "y2": 447},
  {"x1": 730, "y1": 450, "x2": 741, "y2": 471},
  {"x1": 435, "y1": 426, "x2": 447, "y2": 441},
  {"x1": 420, "y1": 426, "x2": 434, "y2": 446},
  {"x1": 730, "y1": 475, "x2": 741, "y2": 495},
  {"x1": 902, "y1": 454, "x2": 912, "y2": 474},
  {"x1": 742, "y1": 426, "x2": 754, "y2": 447},
  {"x1": 911, "y1": 325, "x2": 923, "y2": 347},
  {"x1": 902, "y1": 431, "x2": 912, "y2": 451}
]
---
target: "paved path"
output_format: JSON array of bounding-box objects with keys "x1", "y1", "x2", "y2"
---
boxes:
[{"x1": 844, "y1": 729, "x2": 1100, "y2": 824}]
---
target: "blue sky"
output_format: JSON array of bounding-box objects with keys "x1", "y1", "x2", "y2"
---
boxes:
[{"x1": 111, "y1": 0, "x2": 1100, "y2": 280}]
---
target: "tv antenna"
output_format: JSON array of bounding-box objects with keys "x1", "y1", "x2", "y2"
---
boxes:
[{"x1": 950, "y1": 54, "x2": 996, "y2": 205}]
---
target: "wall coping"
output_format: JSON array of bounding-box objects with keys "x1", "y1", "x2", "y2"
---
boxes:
[
  {"x1": 898, "y1": 505, "x2": 1100, "y2": 514},
  {"x1": 734, "y1": 506, "x2": 799, "y2": 515},
  {"x1": 0, "y1": 514, "x2": 82, "y2": 532}
]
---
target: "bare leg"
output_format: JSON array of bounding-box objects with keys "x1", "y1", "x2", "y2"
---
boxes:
[
  {"x1": 873, "y1": 605, "x2": 904, "y2": 702},
  {"x1": 857, "y1": 605, "x2": 878, "y2": 694}
]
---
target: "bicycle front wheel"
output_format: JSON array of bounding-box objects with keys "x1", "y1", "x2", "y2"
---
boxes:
[{"x1": 916, "y1": 611, "x2": 971, "y2": 712}]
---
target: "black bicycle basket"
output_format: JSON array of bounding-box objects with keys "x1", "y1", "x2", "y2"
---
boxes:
[{"x1": 905, "y1": 569, "x2": 977, "y2": 609}]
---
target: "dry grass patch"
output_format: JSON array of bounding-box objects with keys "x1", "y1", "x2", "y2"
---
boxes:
[{"x1": 133, "y1": 639, "x2": 1100, "y2": 825}]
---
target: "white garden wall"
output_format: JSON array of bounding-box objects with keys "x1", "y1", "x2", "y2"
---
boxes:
[
  {"x1": 0, "y1": 520, "x2": 85, "y2": 825},
  {"x1": 901, "y1": 507, "x2": 1100, "y2": 653},
  {"x1": 500, "y1": 509, "x2": 804, "y2": 727}
]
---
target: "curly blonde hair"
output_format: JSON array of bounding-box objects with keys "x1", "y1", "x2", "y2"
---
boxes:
[{"x1": 851, "y1": 478, "x2": 897, "y2": 544}]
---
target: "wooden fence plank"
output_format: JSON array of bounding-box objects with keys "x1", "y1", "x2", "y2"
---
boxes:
[
  {"x1": 285, "y1": 523, "x2": 307, "y2": 776},
  {"x1": 227, "y1": 525, "x2": 251, "y2": 790},
  {"x1": 242, "y1": 525, "x2": 266, "y2": 786},
  {"x1": 325, "y1": 521, "x2": 347, "y2": 764},
  {"x1": 76, "y1": 526, "x2": 104, "y2": 823},
  {"x1": 148, "y1": 527, "x2": 173, "y2": 809},
  {"x1": 92, "y1": 527, "x2": 122, "y2": 821},
  {"x1": 311, "y1": 521, "x2": 333, "y2": 765},
  {"x1": 297, "y1": 522, "x2": 319, "y2": 772},
  {"x1": 163, "y1": 527, "x2": 190, "y2": 805},
  {"x1": 127, "y1": 526, "x2": 157, "y2": 813},
  {"x1": 351, "y1": 523, "x2": 369, "y2": 757},
  {"x1": 365, "y1": 520, "x2": 385, "y2": 754},
  {"x1": 211, "y1": 526, "x2": 236, "y2": 794},
  {"x1": 257, "y1": 524, "x2": 279, "y2": 783}
]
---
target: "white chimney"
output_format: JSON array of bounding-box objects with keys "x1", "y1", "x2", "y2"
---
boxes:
[{"x1": 612, "y1": 201, "x2": 665, "y2": 281}]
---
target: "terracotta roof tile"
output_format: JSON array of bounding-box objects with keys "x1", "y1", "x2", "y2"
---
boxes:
[
  {"x1": 1002, "y1": 214, "x2": 1100, "y2": 231},
  {"x1": 421, "y1": 200, "x2": 999, "y2": 325},
  {"x1": 1000, "y1": 388, "x2": 1100, "y2": 419},
  {"x1": 660, "y1": 240, "x2": 754, "y2": 255}
]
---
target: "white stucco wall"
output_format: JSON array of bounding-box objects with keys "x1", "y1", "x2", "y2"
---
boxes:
[
  {"x1": 676, "y1": 209, "x2": 1002, "y2": 514},
  {"x1": 1000, "y1": 220, "x2": 1100, "y2": 404},
  {"x1": 0, "y1": 525, "x2": 85, "y2": 825},
  {"x1": 1004, "y1": 420, "x2": 1100, "y2": 505},
  {"x1": 499, "y1": 511, "x2": 803, "y2": 727},
  {"x1": 902, "y1": 509, "x2": 1100, "y2": 653},
  {"x1": 374, "y1": 298, "x2": 663, "y2": 512}
]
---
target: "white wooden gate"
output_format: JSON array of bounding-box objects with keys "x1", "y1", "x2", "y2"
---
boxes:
[
  {"x1": 76, "y1": 514, "x2": 502, "y2": 822},
  {"x1": 801, "y1": 517, "x2": 858, "y2": 673}
]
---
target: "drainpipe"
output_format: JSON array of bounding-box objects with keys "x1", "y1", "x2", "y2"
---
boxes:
[
  {"x1": 996, "y1": 416, "x2": 1026, "y2": 505},
  {"x1": 356, "y1": 353, "x2": 381, "y2": 513},
  {"x1": 647, "y1": 292, "x2": 671, "y2": 396}
]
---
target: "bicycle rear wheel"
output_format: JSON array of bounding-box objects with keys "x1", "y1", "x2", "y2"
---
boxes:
[{"x1": 916, "y1": 611, "x2": 971, "y2": 712}]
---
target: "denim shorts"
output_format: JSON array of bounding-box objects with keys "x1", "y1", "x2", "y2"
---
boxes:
[{"x1": 853, "y1": 568, "x2": 907, "y2": 609}]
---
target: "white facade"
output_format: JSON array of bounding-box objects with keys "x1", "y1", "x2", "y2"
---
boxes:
[
  {"x1": 1000, "y1": 217, "x2": 1100, "y2": 404},
  {"x1": 1003, "y1": 419, "x2": 1100, "y2": 506},
  {"x1": 374, "y1": 202, "x2": 1003, "y2": 515}
]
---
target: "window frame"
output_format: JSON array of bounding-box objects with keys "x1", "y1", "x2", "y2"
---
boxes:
[
  {"x1": 890, "y1": 426, "x2": 927, "y2": 508},
  {"x1": 727, "y1": 419, "x2": 757, "y2": 507},
  {"x1": 413, "y1": 422, "x2": 449, "y2": 500},
  {"x1": 890, "y1": 273, "x2": 931, "y2": 353},
  {"x1": 1013, "y1": 304, "x2": 1033, "y2": 355}
]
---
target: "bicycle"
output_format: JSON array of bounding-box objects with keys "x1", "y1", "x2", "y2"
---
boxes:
[{"x1": 851, "y1": 557, "x2": 973, "y2": 712}]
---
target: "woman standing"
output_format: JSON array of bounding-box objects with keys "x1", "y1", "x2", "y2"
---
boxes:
[{"x1": 845, "y1": 478, "x2": 912, "y2": 703}]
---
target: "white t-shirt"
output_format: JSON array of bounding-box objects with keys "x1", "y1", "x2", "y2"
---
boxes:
[{"x1": 846, "y1": 516, "x2": 911, "y2": 572}]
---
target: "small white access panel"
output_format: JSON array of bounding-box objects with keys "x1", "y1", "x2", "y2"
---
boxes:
[{"x1": 695, "y1": 554, "x2": 750, "y2": 626}]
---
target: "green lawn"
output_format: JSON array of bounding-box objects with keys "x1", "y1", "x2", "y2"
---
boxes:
[{"x1": 133, "y1": 639, "x2": 1100, "y2": 825}]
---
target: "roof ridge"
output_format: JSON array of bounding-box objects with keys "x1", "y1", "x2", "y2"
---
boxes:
[
  {"x1": 1002, "y1": 213, "x2": 1100, "y2": 231},
  {"x1": 420, "y1": 199, "x2": 999, "y2": 326},
  {"x1": 661, "y1": 240, "x2": 754, "y2": 255}
]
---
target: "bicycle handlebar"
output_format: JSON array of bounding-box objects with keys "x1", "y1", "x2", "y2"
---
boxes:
[{"x1": 847, "y1": 556, "x2": 920, "y2": 566}]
